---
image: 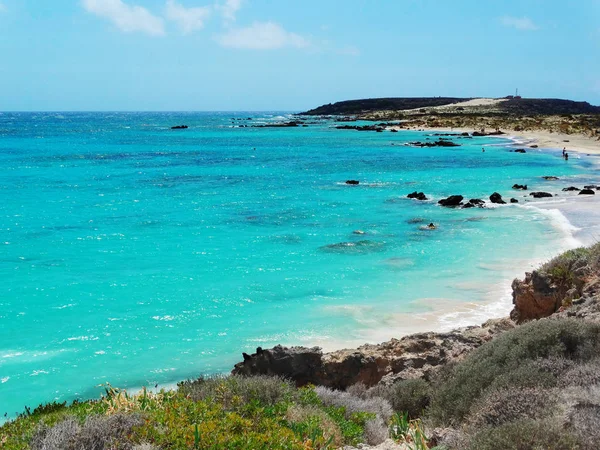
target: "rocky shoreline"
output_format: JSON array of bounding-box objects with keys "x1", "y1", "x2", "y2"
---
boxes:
[{"x1": 232, "y1": 252, "x2": 600, "y2": 390}]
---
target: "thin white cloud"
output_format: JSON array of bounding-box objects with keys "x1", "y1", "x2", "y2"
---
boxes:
[
  {"x1": 337, "y1": 45, "x2": 360, "y2": 57},
  {"x1": 500, "y1": 16, "x2": 539, "y2": 31},
  {"x1": 0, "y1": 2, "x2": 6, "y2": 13},
  {"x1": 82, "y1": 0, "x2": 165, "y2": 36},
  {"x1": 165, "y1": 0, "x2": 211, "y2": 34},
  {"x1": 216, "y1": 21, "x2": 309, "y2": 50},
  {"x1": 218, "y1": 0, "x2": 243, "y2": 22}
]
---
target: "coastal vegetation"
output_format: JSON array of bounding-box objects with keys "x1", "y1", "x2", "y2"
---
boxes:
[{"x1": 3, "y1": 244, "x2": 600, "y2": 449}]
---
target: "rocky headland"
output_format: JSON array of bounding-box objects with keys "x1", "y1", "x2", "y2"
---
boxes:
[
  {"x1": 234, "y1": 244, "x2": 600, "y2": 390},
  {"x1": 302, "y1": 97, "x2": 600, "y2": 154}
]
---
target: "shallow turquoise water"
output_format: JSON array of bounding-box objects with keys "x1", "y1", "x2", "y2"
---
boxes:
[{"x1": 0, "y1": 112, "x2": 596, "y2": 418}]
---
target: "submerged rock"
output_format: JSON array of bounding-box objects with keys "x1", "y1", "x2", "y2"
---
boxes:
[
  {"x1": 407, "y1": 191, "x2": 428, "y2": 201},
  {"x1": 542, "y1": 176, "x2": 559, "y2": 180},
  {"x1": 512, "y1": 184, "x2": 528, "y2": 190},
  {"x1": 530, "y1": 192, "x2": 553, "y2": 198},
  {"x1": 319, "y1": 240, "x2": 385, "y2": 254},
  {"x1": 171, "y1": 125, "x2": 188, "y2": 129},
  {"x1": 562, "y1": 186, "x2": 581, "y2": 192},
  {"x1": 489, "y1": 193, "x2": 506, "y2": 204},
  {"x1": 514, "y1": 149, "x2": 527, "y2": 153},
  {"x1": 438, "y1": 195, "x2": 464, "y2": 207},
  {"x1": 345, "y1": 180, "x2": 360, "y2": 185},
  {"x1": 510, "y1": 198, "x2": 519, "y2": 203}
]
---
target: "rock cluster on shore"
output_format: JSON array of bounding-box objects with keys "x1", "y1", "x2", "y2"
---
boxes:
[{"x1": 233, "y1": 243, "x2": 600, "y2": 391}]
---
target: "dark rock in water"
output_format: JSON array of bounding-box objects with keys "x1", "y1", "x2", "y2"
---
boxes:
[
  {"x1": 584, "y1": 185, "x2": 599, "y2": 190},
  {"x1": 407, "y1": 217, "x2": 425, "y2": 224},
  {"x1": 171, "y1": 125, "x2": 188, "y2": 129},
  {"x1": 489, "y1": 192, "x2": 506, "y2": 204},
  {"x1": 562, "y1": 186, "x2": 581, "y2": 192},
  {"x1": 409, "y1": 140, "x2": 461, "y2": 148},
  {"x1": 472, "y1": 130, "x2": 505, "y2": 137},
  {"x1": 512, "y1": 184, "x2": 528, "y2": 190},
  {"x1": 514, "y1": 149, "x2": 527, "y2": 153},
  {"x1": 542, "y1": 176, "x2": 559, "y2": 180},
  {"x1": 462, "y1": 199, "x2": 485, "y2": 209},
  {"x1": 390, "y1": 129, "x2": 398, "y2": 132},
  {"x1": 438, "y1": 195, "x2": 464, "y2": 207},
  {"x1": 460, "y1": 132, "x2": 470, "y2": 136},
  {"x1": 319, "y1": 240, "x2": 385, "y2": 254},
  {"x1": 336, "y1": 124, "x2": 384, "y2": 132},
  {"x1": 345, "y1": 180, "x2": 360, "y2": 185},
  {"x1": 579, "y1": 189, "x2": 596, "y2": 195},
  {"x1": 253, "y1": 121, "x2": 303, "y2": 128},
  {"x1": 510, "y1": 198, "x2": 519, "y2": 203},
  {"x1": 407, "y1": 191, "x2": 428, "y2": 201},
  {"x1": 530, "y1": 144, "x2": 539, "y2": 148},
  {"x1": 530, "y1": 192, "x2": 553, "y2": 198}
]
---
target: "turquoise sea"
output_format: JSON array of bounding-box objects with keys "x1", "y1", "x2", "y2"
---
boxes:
[{"x1": 1, "y1": 112, "x2": 598, "y2": 419}]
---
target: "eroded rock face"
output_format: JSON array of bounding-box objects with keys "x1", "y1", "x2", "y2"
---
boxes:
[
  {"x1": 510, "y1": 271, "x2": 562, "y2": 323},
  {"x1": 232, "y1": 319, "x2": 514, "y2": 389}
]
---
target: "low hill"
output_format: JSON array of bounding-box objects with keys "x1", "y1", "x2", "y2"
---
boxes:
[
  {"x1": 302, "y1": 97, "x2": 600, "y2": 116},
  {"x1": 302, "y1": 97, "x2": 471, "y2": 115}
]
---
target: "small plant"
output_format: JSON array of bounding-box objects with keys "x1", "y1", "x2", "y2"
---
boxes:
[{"x1": 390, "y1": 412, "x2": 429, "y2": 450}]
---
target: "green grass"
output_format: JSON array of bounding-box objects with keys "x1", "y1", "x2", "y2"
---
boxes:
[{"x1": 0, "y1": 377, "x2": 393, "y2": 450}]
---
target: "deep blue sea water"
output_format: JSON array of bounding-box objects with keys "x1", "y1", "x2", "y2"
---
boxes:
[{"x1": 1, "y1": 112, "x2": 598, "y2": 419}]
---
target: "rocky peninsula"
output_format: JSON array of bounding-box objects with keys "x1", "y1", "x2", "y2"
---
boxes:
[{"x1": 302, "y1": 96, "x2": 600, "y2": 155}]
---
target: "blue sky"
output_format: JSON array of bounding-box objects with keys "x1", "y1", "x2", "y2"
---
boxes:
[{"x1": 0, "y1": 0, "x2": 599, "y2": 111}]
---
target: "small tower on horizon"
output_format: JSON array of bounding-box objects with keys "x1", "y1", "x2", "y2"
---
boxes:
[{"x1": 515, "y1": 88, "x2": 522, "y2": 99}]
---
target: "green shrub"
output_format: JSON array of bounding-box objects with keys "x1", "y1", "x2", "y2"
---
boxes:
[
  {"x1": 428, "y1": 318, "x2": 600, "y2": 425},
  {"x1": 178, "y1": 374, "x2": 296, "y2": 407},
  {"x1": 30, "y1": 414, "x2": 144, "y2": 450},
  {"x1": 466, "y1": 387, "x2": 557, "y2": 427},
  {"x1": 368, "y1": 378, "x2": 431, "y2": 418},
  {"x1": 464, "y1": 419, "x2": 581, "y2": 450}
]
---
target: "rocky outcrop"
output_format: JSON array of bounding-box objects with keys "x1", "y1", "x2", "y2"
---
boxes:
[
  {"x1": 489, "y1": 192, "x2": 506, "y2": 204},
  {"x1": 336, "y1": 125, "x2": 384, "y2": 132},
  {"x1": 462, "y1": 199, "x2": 485, "y2": 209},
  {"x1": 438, "y1": 195, "x2": 463, "y2": 207},
  {"x1": 579, "y1": 189, "x2": 595, "y2": 195},
  {"x1": 232, "y1": 319, "x2": 515, "y2": 389},
  {"x1": 407, "y1": 192, "x2": 428, "y2": 201},
  {"x1": 510, "y1": 271, "x2": 563, "y2": 323},
  {"x1": 530, "y1": 192, "x2": 553, "y2": 198},
  {"x1": 408, "y1": 140, "x2": 461, "y2": 148}
]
